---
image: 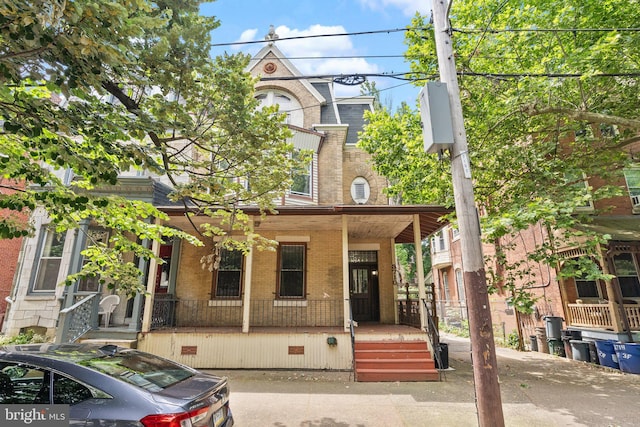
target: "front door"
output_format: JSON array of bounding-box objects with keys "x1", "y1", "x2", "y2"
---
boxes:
[{"x1": 349, "y1": 264, "x2": 379, "y2": 322}]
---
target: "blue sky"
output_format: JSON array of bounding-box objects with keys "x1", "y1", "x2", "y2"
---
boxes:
[{"x1": 201, "y1": 0, "x2": 432, "y2": 109}]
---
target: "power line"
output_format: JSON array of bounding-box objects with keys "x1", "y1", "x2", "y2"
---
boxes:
[
  {"x1": 258, "y1": 71, "x2": 640, "y2": 84},
  {"x1": 212, "y1": 25, "x2": 640, "y2": 49},
  {"x1": 454, "y1": 27, "x2": 640, "y2": 34},
  {"x1": 211, "y1": 27, "x2": 427, "y2": 47}
]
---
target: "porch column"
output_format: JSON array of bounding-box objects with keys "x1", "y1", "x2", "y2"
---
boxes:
[
  {"x1": 413, "y1": 214, "x2": 427, "y2": 331},
  {"x1": 391, "y1": 238, "x2": 399, "y2": 324},
  {"x1": 242, "y1": 224, "x2": 254, "y2": 333},
  {"x1": 599, "y1": 245, "x2": 625, "y2": 333},
  {"x1": 62, "y1": 219, "x2": 90, "y2": 309},
  {"x1": 129, "y1": 234, "x2": 151, "y2": 332},
  {"x1": 342, "y1": 215, "x2": 350, "y2": 332},
  {"x1": 140, "y1": 226, "x2": 162, "y2": 333}
]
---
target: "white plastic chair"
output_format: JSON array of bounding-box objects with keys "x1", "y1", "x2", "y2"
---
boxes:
[{"x1": 98, "y1": 295, "x2": 120, "y2": 327}]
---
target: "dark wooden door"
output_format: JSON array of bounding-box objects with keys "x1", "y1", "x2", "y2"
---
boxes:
[{"x1": 350, "y1": 265, "x2": 379, "y2": 322}]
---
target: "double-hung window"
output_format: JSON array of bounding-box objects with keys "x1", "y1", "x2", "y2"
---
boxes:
[
  {"x1": 213, "y1": 249, "x2": 243, "y2": 298},
  {"x1": 31, "y1": 228, "x2": 66, "y2": 292},
  {"x1": 277, "y1": 243, "x2": 306, "y2": 298},
  {"x1": 623, "y1": 167, "x2": 640, "y2": 209},
  {"x1": 613, "y1": 253, "x2": 640, "y2": 298},
  {"x1": 290, "y1": 151, "x2": 311, "y2": 197}
]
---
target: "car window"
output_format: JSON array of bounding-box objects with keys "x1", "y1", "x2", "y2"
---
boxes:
[
  {"x1": 0, "y1": 363, "x2": 48, "y2": 404},
  {"x1": 53, "y1": 373, "x2": 94, "y2": 404},
  {"x1": 79, "y1": 350, "x2": 195, "y2": 392}
]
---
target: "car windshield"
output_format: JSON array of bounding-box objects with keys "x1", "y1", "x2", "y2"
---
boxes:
[{"x1": 6, "y1": 345, "x2": 196, "y2": 392}]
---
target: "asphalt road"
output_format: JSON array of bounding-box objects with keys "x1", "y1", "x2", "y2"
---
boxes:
[{"x1": 210, "y1": 333, "x2": 640, "y2": 426}]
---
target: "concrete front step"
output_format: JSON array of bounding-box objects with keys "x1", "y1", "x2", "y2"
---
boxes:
[
  {"x1": 355, "y1": 358, "x2": 435, "y2": 370},
  {"x1": 354, "y1": 340, "x2": 428, "y2": 351},
  {"x1": 356, "y1": 368, "x2": 440, "y2": 382},
  {"x1": 355, "y1": 349, "x2": 432, "y2": 359},
  {"x1": 354, "y1": 340, "x2": 439, "y2": 382}
]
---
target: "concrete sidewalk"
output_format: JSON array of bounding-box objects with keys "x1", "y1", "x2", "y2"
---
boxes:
[{"x1": 212, "y1": 333, "x2": 640, "y2": 426}]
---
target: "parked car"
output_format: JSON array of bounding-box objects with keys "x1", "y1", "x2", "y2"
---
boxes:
[{"x1": 0, "y1": 343, "x2": 233, "y2": 426}]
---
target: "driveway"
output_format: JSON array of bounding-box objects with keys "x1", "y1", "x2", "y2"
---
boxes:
[{"x1": 212, "y1": 333, "x2": 640, "y2": 426}]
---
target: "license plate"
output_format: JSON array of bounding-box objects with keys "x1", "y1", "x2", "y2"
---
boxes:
[{"x1": 212, "y1": 408, "x2": 225, "y2": 427}]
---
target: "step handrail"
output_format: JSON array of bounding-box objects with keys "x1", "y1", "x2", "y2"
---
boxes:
[
  {"x1": 347, "y1": 298, "x2": 357, "y2": 381},
  {"x1": 422, "y1": 298, "x2": 443, "y2": 376}
]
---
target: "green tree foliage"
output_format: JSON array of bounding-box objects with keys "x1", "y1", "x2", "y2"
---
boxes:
[
  {"x1": 360, "y1": 0, "x2": 640, "y2": 310},
  {"x1": 1, "y1": 0, "x2": 298, "y2": 296}
]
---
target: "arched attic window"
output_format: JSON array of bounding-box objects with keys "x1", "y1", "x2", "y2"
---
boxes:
[{"x1": 256, "y1": 90, "x2": 303, "y2": 127}]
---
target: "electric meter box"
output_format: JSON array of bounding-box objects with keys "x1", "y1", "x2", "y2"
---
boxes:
[{"x1": 418, "y1": 82, "x2": 454, "y2": 154}]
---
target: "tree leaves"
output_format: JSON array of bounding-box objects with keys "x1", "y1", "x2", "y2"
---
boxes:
[
  {"x1": 360, "y1": 0, "x2": 640, "y2": 311},
  {"x1": 1, "y1": 0, "x2": 300, "y2": 294}
]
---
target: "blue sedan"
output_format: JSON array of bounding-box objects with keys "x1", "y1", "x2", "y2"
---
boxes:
[{"x1": 0, "y1": 343, "x2": 233, "y2": 426}]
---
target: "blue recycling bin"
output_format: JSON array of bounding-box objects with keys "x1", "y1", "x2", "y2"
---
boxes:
[
  {"x1": 595, "y1": 340, "x2": 619, "y2": 369},
  {"x1": 614, "y1": 343, "x2": 640, "y2": 374}
]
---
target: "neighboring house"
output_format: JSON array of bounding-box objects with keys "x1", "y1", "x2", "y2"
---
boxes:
[
  {"x1": 3, "y1": 31, "x2": 451, "y2": 381},
  {"x1": 1, "y1": 171, "x2": 178, "y2": 340},
  {"x1": 432, "y1": 142, "x2": 640, "y2": 347},
  {"x1": 0, "y1": 180, "x2": 27, "y2": 330}
]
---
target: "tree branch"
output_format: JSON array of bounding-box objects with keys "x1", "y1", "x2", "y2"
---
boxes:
[{"x1": 520, "y1": 105, "x2": 640, "y2": 129}]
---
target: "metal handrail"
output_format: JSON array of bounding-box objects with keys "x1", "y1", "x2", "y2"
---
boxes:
[
  {"x1": 422, "y1": 298, "x2": 443, "y2": 376},
  {"x1": 347, "y1": 298, "x2": 357, "y2": 382}
]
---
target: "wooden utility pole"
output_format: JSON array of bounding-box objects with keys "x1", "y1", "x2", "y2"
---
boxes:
[{"x1": 431, "y1": 1, "x2": 505, "y2": 425}]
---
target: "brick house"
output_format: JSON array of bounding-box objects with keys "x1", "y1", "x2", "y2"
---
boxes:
[
  {"x1": 3, "y1": 34, "x2": 451, "y2": 380},
  {"x1": 0, "y1": 180, "x2": 27, "y2": 330},
  {"x1": 431, "y1": 141, "x2": 640, "y2": 348}
]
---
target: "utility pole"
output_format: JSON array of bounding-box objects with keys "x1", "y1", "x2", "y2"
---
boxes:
[{"x1": 431, "y1": 1, "x2": 505, "y2": 426}]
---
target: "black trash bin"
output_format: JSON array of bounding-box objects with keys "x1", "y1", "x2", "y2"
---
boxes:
[
  {"x1": 530, "y1": 335, "x2": 538, "y2": 352},
  {"x1": 435, "y1": 343, "x2": 449, "y2": 369}
]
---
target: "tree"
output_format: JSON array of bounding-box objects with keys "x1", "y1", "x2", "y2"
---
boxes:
[
  {"x1": 360, "y1": 0, "x2": 640, "y2": 309},
  {"x1": 1, "y1": 0, "x2": 298, "y2": 296}
]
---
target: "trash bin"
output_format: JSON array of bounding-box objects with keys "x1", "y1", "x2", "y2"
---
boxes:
[
  {"x1": 562, "y1": 335, "x2": 573, "y2": 359},
  {"x1": 595, "y1": 340, "x2": 619, "y2": 369},
  {"x1": 548, "y1": 338, "x2": 565, "y2": 357},
  {"x1": 544, "y1": 316, "x2": 564, "y2": 340},
  {"x1": 570, "y1": 340, "x2": 591, "y2": 362},
  {"x1": 435, "y1": 342, "x2": 449, "y2": 370},
  {"x1": 586, "y1": 340, "x2": 599, "y2": 365},
  {"x1": 535, "y1": 326, "x2": 549, "y2": 354},
  {"x1": 614, "y1": 342, "x2": 640, "y2": 374},
  {"x1": 529, "y1": 335, "x2": 538, "y2": 352}
]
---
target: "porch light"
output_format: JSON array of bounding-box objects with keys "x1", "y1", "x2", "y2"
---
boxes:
[
  {"x1": 327, "y1": 336, "x2": 338, "y2": 346},
  {"x1": 372, "y1": 270, "x2": 378, "y2": 276}
]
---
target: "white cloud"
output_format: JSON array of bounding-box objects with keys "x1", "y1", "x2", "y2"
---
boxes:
[{"x1": 358, "y1": 0, "x2": 431, "y2": 16}]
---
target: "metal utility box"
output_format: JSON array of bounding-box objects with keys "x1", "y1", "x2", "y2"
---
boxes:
[{"x1": 418, "y1": 82, "x2": 454, "y2": 154}]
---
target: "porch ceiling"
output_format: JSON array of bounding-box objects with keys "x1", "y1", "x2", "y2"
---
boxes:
[
  {"x1": 162, "y1": 204, "x2": 451, "y2": 242},
  {"x1": 576, "y1": 216, "x2": 640, "y2": 240}
]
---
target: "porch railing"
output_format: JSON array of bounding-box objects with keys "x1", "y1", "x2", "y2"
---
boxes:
[
  {"x1": 56, "y1": 293, "x2": 100, "y2": 343},
  {"x1": 567, "y1": 303, "x2": 640, "y2": 331},
  {"x1": 625, "y1": 305, "x2": 640, "y2": 330},
  {"x1": 150, "y1": 298, "x2": 344, "y2": 330},
  {"x1": 566, "y1": 303, "x2": 613, "y2": 329},
  {"x1": 398, "y1": 299, "x2": 421, "y2": 328}
]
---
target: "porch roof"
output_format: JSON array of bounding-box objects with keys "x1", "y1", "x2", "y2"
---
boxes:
[{"x1": 160, "y1": 204, "x2": 452, "y2": 243}]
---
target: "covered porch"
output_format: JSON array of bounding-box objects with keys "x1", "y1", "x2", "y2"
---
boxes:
[{"x1": 560, "y1": 239, "x2": 640, "y2": 342}]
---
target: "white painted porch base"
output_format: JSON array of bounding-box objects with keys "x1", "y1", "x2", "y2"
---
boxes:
[{"x1": 137, "y1": 331, "x2": 353, "y2": 370}]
